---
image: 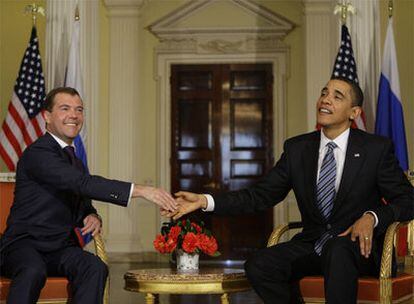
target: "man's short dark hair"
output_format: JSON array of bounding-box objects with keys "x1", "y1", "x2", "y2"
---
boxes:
[
  {"x1": 44, "y1": 87, "x2": 81, "y2": 112},
  {"x1": 331, "y1": 76, "x2": 364, "y2": 107}
]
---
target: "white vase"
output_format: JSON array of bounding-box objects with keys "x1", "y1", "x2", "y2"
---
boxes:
[{"x1": 176, "y1": 250, "x2": 199, "y2": 271}]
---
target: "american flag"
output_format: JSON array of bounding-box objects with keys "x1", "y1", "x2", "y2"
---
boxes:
[
  {"x1": 331, "y1": 24, "x2": 367, "y2": 130},
  {"x1": 0, "y1": 27, "x2": 46, "y2": 171}
]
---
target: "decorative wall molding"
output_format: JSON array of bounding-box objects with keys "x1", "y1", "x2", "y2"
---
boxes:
[
  {"x1": 104, "y1": 0, "x2": 146, "y2": 252},
  {"x1": 304, "y1": 0, "x2": 338, "y2": 131},
  {"x1": 149, "y1": 0, "x2": 294, "y2": 230},
  {"x1": 149, "y1": 0, "x2": 294, "y2": 40}
]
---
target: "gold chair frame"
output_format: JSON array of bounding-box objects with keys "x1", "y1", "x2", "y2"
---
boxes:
[{"x1": 267, "y1": 220, "x2": 413, "y2": 304}]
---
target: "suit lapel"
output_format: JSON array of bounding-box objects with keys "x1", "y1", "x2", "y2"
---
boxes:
[
  {"x1": 331, "y1": 129, "x2": 365, "y2": 216},
  {"x1": 302, "y1": 132, "x2": 324, "y2": 221}
]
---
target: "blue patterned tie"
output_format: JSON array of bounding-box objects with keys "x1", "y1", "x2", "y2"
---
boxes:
[{"x1": 314, "y1": 142, "x2": 337, "y2": 255}]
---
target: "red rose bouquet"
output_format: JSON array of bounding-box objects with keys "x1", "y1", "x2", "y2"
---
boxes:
[{"x1": 153, "y1": 219, "x2": 220, "y2": 257}]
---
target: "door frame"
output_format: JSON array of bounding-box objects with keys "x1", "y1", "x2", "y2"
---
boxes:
[{"x1": 154, "y1": 51, "x2": 292, "y2": 231}]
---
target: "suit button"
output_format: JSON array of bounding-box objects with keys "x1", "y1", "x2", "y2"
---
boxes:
[{"x1": 326, "y1": 224, "x2": 332, "y2": 230}]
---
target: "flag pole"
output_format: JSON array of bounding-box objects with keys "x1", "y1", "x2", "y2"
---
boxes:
[
  {"x1": 24, "y1": 3, "x2": 45, "y2": 27},
  {"x1": 333, "y1": 1, "x2": 356, "y2": 25},
  {"x1": 388, "y1": 0, "x2": 393, "y2": 18},
  {"x1": 75, "y1": 5, "x2": 80, "y2": 21}
]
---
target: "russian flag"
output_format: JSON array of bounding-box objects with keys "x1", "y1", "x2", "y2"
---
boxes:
[
  {"x1": 64, "y1": 19, "x2": 89, "y2": 171},
  {"x1": 375, "y1": 17, "x2": 409, "y2": 171}
]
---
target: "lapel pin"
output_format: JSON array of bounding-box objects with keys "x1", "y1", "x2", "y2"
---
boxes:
[{"x1": 354, "y1": 153, "x2": 360, "y2": 158}]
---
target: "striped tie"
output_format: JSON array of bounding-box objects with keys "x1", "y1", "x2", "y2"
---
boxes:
[{"x1": 314, "y1": 141, "x2": 337, "y2": 255}]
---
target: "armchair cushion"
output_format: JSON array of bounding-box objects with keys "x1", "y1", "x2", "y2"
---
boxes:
[
  {"x1": 298, "y1": 274, "x2": 413, "y2": 303},
  {"x1": 0, "y1": 277, "x2": 70, "y2": 302}
]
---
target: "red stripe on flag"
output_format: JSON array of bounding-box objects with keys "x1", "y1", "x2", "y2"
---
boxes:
[
  {"x1": 9, "y1": 102, "x2": 33, "y2": 146},
  {"x1": 0, "y1": 142, "x2": 16, "y2": 171},
  {"x1": 2, "y1": 123, "x2": 23, "y2": 158},
  {"x1": 31, "y1": 116, "x2": 43, "y2": 137}
]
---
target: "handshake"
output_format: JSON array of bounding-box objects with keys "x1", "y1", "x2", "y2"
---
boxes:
[{"x1": 133, "y1": 185, "x2": 206, "y2": 220}]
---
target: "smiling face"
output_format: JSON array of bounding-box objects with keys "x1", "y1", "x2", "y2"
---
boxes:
[
  {"x1": 44, "y1": 92, "x2": 84, "y2": 144},
  {"x1": 316, "y1": 79, "x2": 361, "y2": 138}
]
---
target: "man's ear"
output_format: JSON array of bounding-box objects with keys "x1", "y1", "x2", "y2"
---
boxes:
[
  {"x1": 44, "y1": 110, "x2": 51, "y2": 124},
  {"x1": 350, "y1": 106, "x2": 362, "y2": 121}
]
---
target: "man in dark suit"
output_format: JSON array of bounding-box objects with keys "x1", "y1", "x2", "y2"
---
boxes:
[
  {"x1": 167, "y1": 77, "x2": 414, "y2": 303},
  {"x1": 0, "y1": 87, "x2": 177, "y2": 304}
]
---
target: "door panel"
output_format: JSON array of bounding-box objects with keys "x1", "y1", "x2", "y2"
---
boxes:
[{"x1": 171, "y1": 64, "x2": 274, "y2": 260}]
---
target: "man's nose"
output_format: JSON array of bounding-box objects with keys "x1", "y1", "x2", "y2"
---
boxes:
[
  {"x1": 321, "y1": 95, "x2": 332, "y2": 104},
  {"x1": 68, "y1": 109, "x2": 79, "y2": 118}
]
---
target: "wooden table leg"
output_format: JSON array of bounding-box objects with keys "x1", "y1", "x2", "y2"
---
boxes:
[
  {"x1": 221, "y1": 293, "x2": 229, "y2": 304},
  {"x1": 145, "y1": 293, "x2": 155, "y2": 304}
]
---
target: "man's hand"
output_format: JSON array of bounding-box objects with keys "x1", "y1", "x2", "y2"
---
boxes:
[
  {"x1": 161, "y1": 191, "x2": 207, "y2": 220},
  {"x1": 133, "y1": 185, "x2": 178, "y2": 212},
  {"x1": 82, "y1": 214, "x2": 102, "y2": 237},
  {"x1": 338, "y1": 213, "x2": 375, "y2": 258}
]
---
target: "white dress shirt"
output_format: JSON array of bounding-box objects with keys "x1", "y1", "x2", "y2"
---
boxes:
[{"x1": 203, "y1": 128, "x2": 378, "y2": 226}]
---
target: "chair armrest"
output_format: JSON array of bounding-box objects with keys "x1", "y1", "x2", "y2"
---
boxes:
[
  {"x1": 267, "y1": 221, "x2": 303, "y2": 247},
  {"x1": 93, "y1": 234, "x2": 108, "y2": 265},
  {"x1": 92, "y1": 234, "x2": 109, "y2": 304},
  {"x1": 380, "y1": 221, "x2": 411, "y2": 280}
]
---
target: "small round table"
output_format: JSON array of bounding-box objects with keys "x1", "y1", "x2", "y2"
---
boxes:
[{"x1": 124, "y1": 268, "x2": 251, "y2": 304}]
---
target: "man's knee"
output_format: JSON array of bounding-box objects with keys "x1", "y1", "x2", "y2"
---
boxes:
[
  {"x1": 322, "y1": 237, "x2": 358, "y2": 264},
  {"x1": 13, "y1": 265, "x2": 47, "y2": 286},
  {"x1": 87, "y1": 256, "x2": 108, "y2": 279}
]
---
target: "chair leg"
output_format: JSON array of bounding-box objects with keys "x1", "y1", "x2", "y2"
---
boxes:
[
  {"x1": 145, "y1": 293, "x2": 156, "y2": 304},
  {"x1": 221, "y1": 293, "x2": 229, "y2": 304},
  {"x1": 103, "y1": 276, "x2": 109, "y2": 304}
]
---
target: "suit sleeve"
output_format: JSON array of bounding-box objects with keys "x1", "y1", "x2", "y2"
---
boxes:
[
  {"x1": 372, "y1": 140, "x2": 414, "y2": 233},
  {"x1": 213, "y1": 141, "x2": 293, "y2": 215},
  {"x1": 23, "y1": 144, "x2": 132, "y2": 206}
]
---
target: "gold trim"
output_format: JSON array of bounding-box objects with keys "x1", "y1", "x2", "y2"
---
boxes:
[
  {"x1": 93, "y1": 234, "x2": 109, "y2": 304},
  {"x1": 124, "y1": 268, "x2": 250, "y2": 295}
]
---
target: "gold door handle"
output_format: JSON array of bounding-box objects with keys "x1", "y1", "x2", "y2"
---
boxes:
[{"x1": 203, "y1": 181, "x2": 221, "y2": 190}]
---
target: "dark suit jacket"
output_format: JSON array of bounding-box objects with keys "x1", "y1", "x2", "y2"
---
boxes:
[
  {"x1": 213, "y1": 129, "x2": 413, "y2": 262},
  {"x1": 1, "y1": 132, "x2": 131, "y2": 253}
]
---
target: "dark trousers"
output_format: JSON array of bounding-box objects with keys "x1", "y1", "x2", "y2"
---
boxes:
[
  {"x1": 244, "y1": 236, "x2": 377, "y2": 304},
  {"x1": 2, "y1": 240, "x2": 108, "y2": 304}
]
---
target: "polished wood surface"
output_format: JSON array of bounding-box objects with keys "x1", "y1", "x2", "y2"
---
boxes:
[{"x1": 170, "y1": 64, "x2": 274, "y2": 260}]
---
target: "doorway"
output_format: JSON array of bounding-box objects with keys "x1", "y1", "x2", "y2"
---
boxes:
[{"x1": 171, "y1": 63, "x2": 274, "y2": 260}]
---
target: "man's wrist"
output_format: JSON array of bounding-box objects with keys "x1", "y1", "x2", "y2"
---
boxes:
[
  {"x1": 364, "y1": 211, "x2": 378, "y2": 227},
  {"x1": 90, "y1": 213, "x2": 102, "y2": 224},
  {"x1": 199, "y1": 195, "x2": 207, "y2": 209}
]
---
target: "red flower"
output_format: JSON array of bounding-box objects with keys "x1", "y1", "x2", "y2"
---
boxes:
[
  {"x1": 165, "y1": 237, "x2": 177, "y2": 253},
  {"x1": 191, "y1": 222, "x2": 202, "y2": 233},
  {"x1": 198, "y1": 234, "x2": 218, "y2": 256},
  {"x1": 168, "y1": 226, "x2": 181, "y2": 242},
  {"x1": 153, "y1": 234, "x2": 168, "y2": 254},
  {"x1": 182, "y1": 232, "x2": 199, "y2": 253}
]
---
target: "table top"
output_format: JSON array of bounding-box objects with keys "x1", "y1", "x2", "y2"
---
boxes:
[{"x1": 124, "y1": 268, "x2": 251, "y2": 294}]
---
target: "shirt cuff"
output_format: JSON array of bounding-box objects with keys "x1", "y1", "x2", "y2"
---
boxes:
[
  {"x1": 203, "y1": 194, "x2": 215, "y2": 212},
  {"x1": 127, "y1": 183, "x2": 134, "y2": 205},
  {"x1": 364, "y1": 211, "x2": 378, "y2": 227}
]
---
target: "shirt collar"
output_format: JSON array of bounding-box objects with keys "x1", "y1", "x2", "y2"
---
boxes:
[
  {"x1": 47, "y1": 131, "x2": 74, "y2": 150},
  {"x1": 320, "y1": 128, "x2": 350, "y2": 153}
]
